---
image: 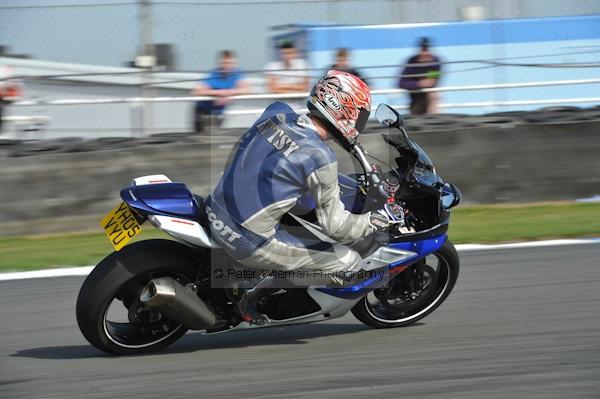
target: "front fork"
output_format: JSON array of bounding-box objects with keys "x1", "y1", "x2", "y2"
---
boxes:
[{"x1": 377, "y1": 259, "x2": 437, "y2": 303}]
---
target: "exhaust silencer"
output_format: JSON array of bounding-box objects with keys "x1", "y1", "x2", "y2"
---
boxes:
[{"x1": 140, "y1": 277, "x2": 217, "y2": 330}]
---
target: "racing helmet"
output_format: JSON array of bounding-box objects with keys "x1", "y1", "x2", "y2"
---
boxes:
[{"x1": 307, "y1": 70, "x2": 371, "y2": 148}]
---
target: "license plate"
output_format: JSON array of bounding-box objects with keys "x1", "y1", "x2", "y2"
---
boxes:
[{"x1": 100, "y1": 202, "x2": 142, "y2": 251}]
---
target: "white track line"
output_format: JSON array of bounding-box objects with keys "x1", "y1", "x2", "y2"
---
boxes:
[
  {"x1": 455, "y1": 238, "x2": 600, "y2": 251},
  {"x1": 1, "y1": 238, "x2": 599, "y2": 282},
  {"x1": 0, "y1": 266, "x2": 94, "y2": 281}
]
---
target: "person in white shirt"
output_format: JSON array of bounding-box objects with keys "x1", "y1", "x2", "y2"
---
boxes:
[{"x1": 264, "y1": 42, "x2": 310, "y2": 94}]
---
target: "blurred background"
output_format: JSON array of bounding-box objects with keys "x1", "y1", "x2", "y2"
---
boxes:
[{"x1": 0, "y1": 0, "x2": 599, "y2": 245}]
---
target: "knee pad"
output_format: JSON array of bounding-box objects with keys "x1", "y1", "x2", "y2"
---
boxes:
[{"x1": 332, "y1": 244, "x2": 362, "y2": 272}]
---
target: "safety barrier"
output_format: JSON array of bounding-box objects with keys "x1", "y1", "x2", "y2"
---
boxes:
[
  {"x1": 2, "y1": 106, "x2": 599, "y2": 236},
  {"x1": 12, "y1": 78, "x2": 600, "y2": 108},
  {"x1": 5, "y1": 77, "x2": 598, "y2": 139}
]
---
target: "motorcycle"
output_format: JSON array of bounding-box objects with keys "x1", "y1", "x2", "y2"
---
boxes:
[{"x1": 76, "y1": 104, "x2": 461, "y2": 355}]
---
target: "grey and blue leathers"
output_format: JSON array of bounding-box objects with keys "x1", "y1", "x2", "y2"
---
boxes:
[{"x1": 206, "y1": 101, "x2": 376, "y2": 285}]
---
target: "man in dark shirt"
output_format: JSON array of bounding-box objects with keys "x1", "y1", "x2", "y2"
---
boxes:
[
  {"x1": 398, "y1": 37, "x2": 441, "y2": 115},
  {"x1": 329, "y1": 48, "x2": 366, "y2": 84}
]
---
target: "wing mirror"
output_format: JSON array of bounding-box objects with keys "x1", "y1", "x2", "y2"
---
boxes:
[
  {"x1": 375, "y1": 104, "x2": 405, "y2": 129},
  {"x1": 377, "y1": 103, "x2": 412, "y2": 151}
]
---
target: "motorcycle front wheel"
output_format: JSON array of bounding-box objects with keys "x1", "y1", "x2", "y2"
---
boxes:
[
  {"x1": 351, "y1": 239, "x2": 459, "y2": 328},
  {"x1": 76, "y1": 239, "x2": 204, "y2": 355}
]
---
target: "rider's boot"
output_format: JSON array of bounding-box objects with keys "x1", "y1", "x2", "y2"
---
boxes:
[{"x1": 237, "y1": 276, "x2": 277, "y2": 325}]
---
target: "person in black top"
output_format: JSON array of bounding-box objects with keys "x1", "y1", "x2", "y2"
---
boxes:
[
  {"x1": 398, "y1": 37, "x2": 441, "y2": 115},
  {"x1": 329, "y1": 48, "x2": 366, "y2": 84}
]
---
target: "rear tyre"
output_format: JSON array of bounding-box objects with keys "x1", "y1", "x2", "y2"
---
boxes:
[
  {"x1": 76, "y1": 239, "x2": 203, "y2": 355},
  {"x1": 352, "y1": 240, "x2": 459, "y2": 328}
]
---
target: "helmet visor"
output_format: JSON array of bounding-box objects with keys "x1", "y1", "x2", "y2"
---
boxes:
[{"x1": 354, "y1": 108, "x2": 370, "y2": 135}]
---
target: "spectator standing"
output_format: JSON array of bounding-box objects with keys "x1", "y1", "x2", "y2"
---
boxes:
[
  {"x1": 398, "y1": 37, "x2": 441, "y2": 115},
  {"x1": 0, "y1": 64, "x2": 23, "y2": 134},
  {"x1": 329, "y1": 48, "x2": 366, "y2": 83},
  {"x1": 192, "y1": 50, "x2": 249, "y2": 134},
  {"x1": 264, "y1": 41, "x2": 310, "y2": 104}
]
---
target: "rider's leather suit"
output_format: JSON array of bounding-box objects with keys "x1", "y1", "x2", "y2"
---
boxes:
[{"x1": 206, "y1": 101, "x2": 376, "y2": 285}]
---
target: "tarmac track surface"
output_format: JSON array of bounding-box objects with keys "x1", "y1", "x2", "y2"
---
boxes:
[{"x1": 1, "y1": 244, "x2": 599, "y2": 398}]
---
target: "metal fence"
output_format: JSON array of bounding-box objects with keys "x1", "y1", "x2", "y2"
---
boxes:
[
  {"x1": 5, "y1": 78, "x2": 600, "y2": 138},
  {"x1": 1, "y1": 0, "x2": 599, "y2": 138}
]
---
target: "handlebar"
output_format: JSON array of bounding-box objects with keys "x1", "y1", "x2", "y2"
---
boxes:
[{"x1": 351, "y1": 143, "x2": 390, "y2": 200}]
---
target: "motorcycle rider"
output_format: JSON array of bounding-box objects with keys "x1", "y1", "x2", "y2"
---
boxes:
[{"x1": 205, "y1": 70, "x2": 404, "y2": 324}]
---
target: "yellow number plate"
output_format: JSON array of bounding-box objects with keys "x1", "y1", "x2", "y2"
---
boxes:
[{"x1": 100, "y1": 202, "x2": 142, "y2": 251}]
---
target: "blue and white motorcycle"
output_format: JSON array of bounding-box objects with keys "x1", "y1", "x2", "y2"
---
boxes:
[{"x1": 76, "y1": 104, "x2": 461, "y2": 355}]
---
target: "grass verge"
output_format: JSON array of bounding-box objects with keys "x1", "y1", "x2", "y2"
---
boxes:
[
  {"x1": 447, "y1": 202, "x2": 600, "y2": 243},
  {"x1": 1, "y1": 202, "x2": 599, "y2": 272}
]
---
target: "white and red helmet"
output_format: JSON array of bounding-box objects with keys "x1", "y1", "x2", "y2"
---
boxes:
[{"x1": 307, "y1": 70, "x2": 371, "y2": 147}]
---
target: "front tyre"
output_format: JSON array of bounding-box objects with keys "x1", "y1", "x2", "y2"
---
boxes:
[
  {"x1": 352, "y1": 240, "x2": 459, "y2": 328},
  {"x1": 76, "y1": 239, "x2": 203, "y2": 355}
]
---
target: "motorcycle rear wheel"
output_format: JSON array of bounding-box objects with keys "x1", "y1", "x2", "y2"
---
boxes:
[
  {"x1": 76, "y1": 239, "x2": 203, "y2": 355},
  {"x1": 351, "y1": 240, "x2": 459, "y2": 328}
]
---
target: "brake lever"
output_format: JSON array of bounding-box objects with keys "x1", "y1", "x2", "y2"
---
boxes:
[{"x1": 366, "y1": 164, "x2": 391, "y2": 200}]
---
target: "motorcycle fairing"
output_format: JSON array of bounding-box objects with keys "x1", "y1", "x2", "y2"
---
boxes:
[
  {"x1": 148, "y1": 215, "x2": 214, "y2": 248},
  {"x1": 227, "y1": 288, "x2": 363, "y2": 330},
  {"x1": 317, "y1": 234, "x2": 447, "y2": 299},
  {"x1": 121, "y1": 182, "x2": 200, "y2": 220}
]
